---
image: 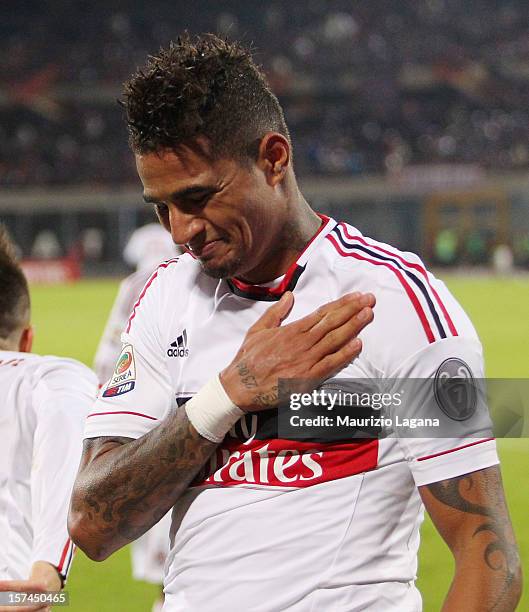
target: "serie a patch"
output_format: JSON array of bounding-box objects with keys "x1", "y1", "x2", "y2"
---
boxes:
[{"x1": 103, "y1": 344, "x2": 137, "y2": 398}]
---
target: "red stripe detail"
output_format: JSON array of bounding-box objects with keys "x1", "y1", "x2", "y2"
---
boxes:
[
  {"x1": 417, "y1": 438, "x2": 494, "y2": 462},
  {"x1": 229, "y1": 213, "x2": 330, "y2": 298},
  {"x1": 57, "y1": 539, "x2": 71, "y2": 572},
  {"x1": 230, "y1": 265, "x2": 300, "y2": 297},
  {"x1": 87, "y1": 410, "x2": 158, "y2": 421},
  {"x1": 126, "y1": 259, "x2": 179, "y2": 333},
  {"x1": 339, "y1": 224, "x2": 458, "y2": 336},
  {"x1": 327, "y1": 234, "x2": 435, "y2": 343},
  {"x1": 58, "y1": 542, "x2": 75, "y2": 580}
]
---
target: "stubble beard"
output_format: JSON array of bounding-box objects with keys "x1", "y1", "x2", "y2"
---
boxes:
[{"x1": 199, "y1": 253, "x2": 244, "y2": 280}]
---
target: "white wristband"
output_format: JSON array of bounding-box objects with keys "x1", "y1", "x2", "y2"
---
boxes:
[{"x1": 185, "y1": 375, "x2": 244, "y2": 443}]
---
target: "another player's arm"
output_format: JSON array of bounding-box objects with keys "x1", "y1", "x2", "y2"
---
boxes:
[
  {"x1": 0, "y1": 563, "x2": 61, "y2": 612},
  {"x1": 69, "y1": 291, "x2": 375, "y2": 560},
  {"x1": 419, "y1": 465, "x2": 522, "y2": 611},
  {"x1": 0, "y1": 366, "x2": 96, "y2": 612}
]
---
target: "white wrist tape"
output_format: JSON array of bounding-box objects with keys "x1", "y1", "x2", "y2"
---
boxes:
[{"x1": 185, "y1": 375, "x2": 244, "y2": 443}]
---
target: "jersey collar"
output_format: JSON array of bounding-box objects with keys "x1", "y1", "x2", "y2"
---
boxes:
[{"x1": 227, "y1": 214, "x2": 336, "y2": 301}]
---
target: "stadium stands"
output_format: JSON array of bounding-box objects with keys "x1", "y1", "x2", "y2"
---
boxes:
[{"x1": 2, "y1": 0, "x2": 529, "y2": 185}]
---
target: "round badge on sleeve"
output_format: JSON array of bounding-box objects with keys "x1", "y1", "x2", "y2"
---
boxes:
[{"x1": 433, "y1": 358, "x2": 477, "y2": 421}]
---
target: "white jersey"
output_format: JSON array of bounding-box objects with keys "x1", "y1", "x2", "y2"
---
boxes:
[
  {"x1": 94, "y1": 269, "x2": 154, "y2": 384},
  {"x1": 94, "y1": 222, "x2": 176, "y2": 384},
  {"x1": 93, "y1": 268, "x2": 174, "y2": 585},
  {"x1": 123, "y1": 223, "x2": 177, "y2": 272},
  {"x1": 131, "y1": 511, "x2": 172, "y2": 584},
  {"x1": 85, "y1": 216, "x2": 498, "y2": 612},
  {"x1": 0, "y1": 352, "x2": 97, "y2": 583}
]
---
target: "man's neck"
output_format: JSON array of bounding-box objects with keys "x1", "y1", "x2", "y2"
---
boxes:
[{"x1": 237, "y1": 206, "x2": 322, "y2": 285}]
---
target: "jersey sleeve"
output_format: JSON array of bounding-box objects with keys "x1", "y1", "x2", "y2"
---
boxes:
[
  {"x1": 30, "y1": 359, "x2": 98, "y2": 581},
  {"x1": 84, "y1": 266, "x2": 174, "y2": 440},
  {"x1": 389, "y1": 336, "x2": 499, "y2": 487},
  {"x1": 349, "y1": 252, "x2": 500, "y2": 486},
  {"x1": 93, "y1": 270, "x2": 151, "y2": 385},
  {"x1": 92, "y1": 280, "x2": 131, "y2": 385}
]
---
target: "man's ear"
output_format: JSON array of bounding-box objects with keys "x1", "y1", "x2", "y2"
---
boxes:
[
  {"x1": 257, "y1": 133, "x2": 290, "y2": 186},
  {"x1": 18, "y1": 325, "x2": 34, "y2": 353}
]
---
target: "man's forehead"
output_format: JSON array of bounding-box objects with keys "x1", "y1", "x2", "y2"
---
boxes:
[
  {"x1": 136, "y1": 143, "x2": 211, "y2": 174},
  {"x1": 136, "y1": 145, "x2": 218, "y2": 195}
]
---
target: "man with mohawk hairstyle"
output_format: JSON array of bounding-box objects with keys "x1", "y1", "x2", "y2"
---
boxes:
[
  {"x1": 70, "y1": 35, "x2": 520, "y2": 611},
  {"x1": 0, "y1": 226, "x2": 97, "y2": 611}
]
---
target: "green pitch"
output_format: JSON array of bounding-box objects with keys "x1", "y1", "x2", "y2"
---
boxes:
[{"x1": 29, "y1": 276, "x2": 529, "y2": 612}]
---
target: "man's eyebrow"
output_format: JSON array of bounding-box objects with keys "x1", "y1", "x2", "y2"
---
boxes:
[{"x1": 143, "y1": 185, "x2": 217, "y2": 204}]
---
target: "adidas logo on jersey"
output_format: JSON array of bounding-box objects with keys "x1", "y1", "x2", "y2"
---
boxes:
[{"x1": 167, "y1": 329, "x2": 189, "y2": 357}]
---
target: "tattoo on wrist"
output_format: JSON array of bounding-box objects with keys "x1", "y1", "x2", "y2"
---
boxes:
[
  {"x1": 253, "y1": 385, "x2": 279, "y2": 408},
  {"x1": 237, "y1": 361, "x2": 258, "y2": 389}
]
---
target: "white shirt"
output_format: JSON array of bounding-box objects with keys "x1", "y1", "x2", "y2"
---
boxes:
[
  {"x1": 0, "y1": 352, "x2": 97, "y2": 582},
  {"x1": 85, "y1": 216, "x2": 498, "y2": 611},
  {"x1": 93, "y1": 269, "x2": 155, "y2": 384},
  {"x1": 94, "y1": 223, "x2": 177, "y2": 384},
  {"x1": 123, "y1": 223, "x2": 177, "y2": 272}
]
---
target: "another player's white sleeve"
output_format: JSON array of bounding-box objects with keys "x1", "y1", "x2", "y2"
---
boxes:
[
  {"x1": 389, "y1": 336, "x2": 499, "y2": 487},
  {"x1": 85, "y1": 266, "x2": 173, "y2": 440},
  {"x1": 92, "y1": 283, "x2": 128, "y2": 384},
  {"x1": 93, "y1": 270, "x2": 152, "y2": 384},
  {"x1": 30, "y1": 360, "x2": 98, "y2": 581}
]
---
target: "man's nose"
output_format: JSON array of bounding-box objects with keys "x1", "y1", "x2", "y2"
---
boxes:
[{"x1": 168, "y1": 207, "x2": 206, "y2": 246}]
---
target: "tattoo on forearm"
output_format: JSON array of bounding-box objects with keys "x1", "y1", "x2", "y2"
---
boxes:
[
  {"x1": 427, "y1": 470, "x2": 520, "y2": 610},
  {"x1": 72, "y1": 409, "x2": 217, "y2": 558}
]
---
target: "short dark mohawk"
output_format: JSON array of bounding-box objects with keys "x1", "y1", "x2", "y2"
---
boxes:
[{"x1": 122, "y1": 34, "x2": 290, "y2": 160}]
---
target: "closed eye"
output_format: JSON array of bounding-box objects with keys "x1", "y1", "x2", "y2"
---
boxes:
[
  {"x1": 153, "y1": 203, "x2": 170, "y2": 229},
  {"x1": 178, "y1": 192, "x2": 214, "y2": 211},
  {"x1": 153, "y1": 202, "x2": 169, "y2": 215}
]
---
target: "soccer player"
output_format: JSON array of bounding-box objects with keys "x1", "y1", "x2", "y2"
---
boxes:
[
  {"x1": 94, "y1": 222, "x2": 177, "y2": 383},
  {"x1": 0, "y1": 226, "x2": 97, "y2": 610},
  {"x1": 69, "y1": 36, "x2": 522, "y2": 611},
  {"x1": 93, "y1": 222, "x2": 176, "y2": 612}
]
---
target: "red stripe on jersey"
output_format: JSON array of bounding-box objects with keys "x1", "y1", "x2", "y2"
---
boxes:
[
  {"x1": 339, "y1": 224, "x2": 458, "y2": 336},
  {"x1": 193, "y1": 437, "x2": 379, "y2": 489},
  {"x1": 57, "y1": 538, "x2": 71, "y2": 572},
  {"x1": 87, "y1": 410, "x2": 158, "y2": 421},
  {"x1": 126, "y1": 258, "x2": 179, "y2": 333},
  {"x1": 228, "y1": 214, "x2": 330, "y2": 299},
  {"x1": 417, "y1": 438, "x2": 494, "y2": 461},
  {"x1": 327, "y1": 234, "x2": 436, "y2": 343},
  {"x1": 58, "y1": 542, "x2": 75, "y2": 581},
  {"x1": 229, "y1": 264, "x2": 300, "y2": 298}
]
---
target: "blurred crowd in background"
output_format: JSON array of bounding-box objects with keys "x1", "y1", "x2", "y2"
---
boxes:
[{"x1": 2, "y1": 0, "x2": 529, "y2": 186}]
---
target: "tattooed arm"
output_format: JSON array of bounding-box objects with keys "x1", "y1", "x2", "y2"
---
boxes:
[
  {"x1": 68, "y1": 409, "x2": 218, "y2": 561},
  {"x1": 419, "y1": 465, "x2": 522, "y2": 611},
  {"x1": 69, "y1": 291, "x2": 374, "y2": 560}
]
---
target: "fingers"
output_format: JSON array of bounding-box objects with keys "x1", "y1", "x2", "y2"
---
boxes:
[
  {"x1": 310, "y1": 301, "x2": 374, "y2": 360},
  {"x1": 291, "y1": 291, "x2": 357, "y2": 332},
  {"x1": 0, "y1": 602, "x2": 49, "y2": 612},
  {"x1": 0, "y1": 580, "x2": 49, "y2": 612},
  {"x1": 309, "y1": 337, "x2": 364, "y2": 380},
  {"x1": 306, "y1": 293, "x2": 375, "y2": 343},
  {"x1": 0, "y1": 581, "x2": 46, "y2": 592},
  {"x1": 248, "y1": 291, "x2": 294, "y2": 333}
]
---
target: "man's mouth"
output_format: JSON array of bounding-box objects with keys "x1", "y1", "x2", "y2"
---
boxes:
[{"x1": 188, "y1": 239, "x2": 225, "y2": 258}]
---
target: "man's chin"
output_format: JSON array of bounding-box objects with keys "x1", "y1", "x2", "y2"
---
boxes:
[{"x1": 199, "y1": 256, "x2": 243, "y2": 280}]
